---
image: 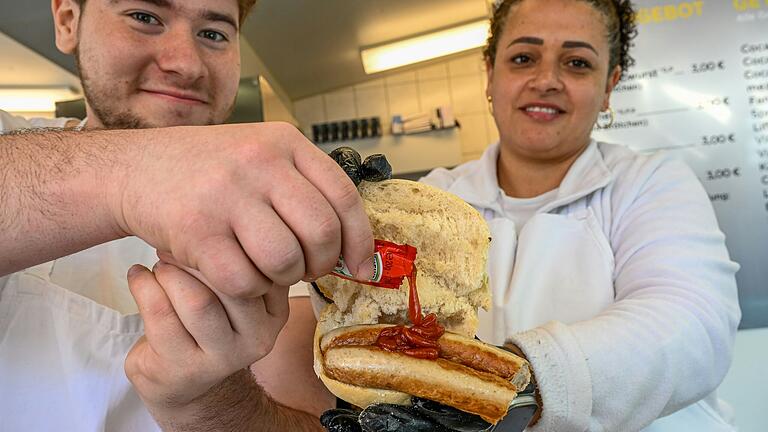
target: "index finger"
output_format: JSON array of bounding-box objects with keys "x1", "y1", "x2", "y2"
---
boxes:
[{"x1": 292, "y1": 140, "x2": 374, "y2": 280}]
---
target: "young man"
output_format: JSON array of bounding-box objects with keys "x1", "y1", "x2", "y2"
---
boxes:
[{"x1": 0, "y1": 0, "x2": 366, "y2": 430}]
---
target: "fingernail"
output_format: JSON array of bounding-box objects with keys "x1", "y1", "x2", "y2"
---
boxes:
[
  {"x1": 127, "y1": 264, "x2": 143, "y2": 279},
  {"x1": 355, "y1": 256, "x2": 375, "y2": 281}
]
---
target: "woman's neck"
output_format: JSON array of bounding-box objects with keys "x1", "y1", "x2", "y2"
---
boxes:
[{"x1": 496, "y1": 142, "x2": 588, "y2": 199}]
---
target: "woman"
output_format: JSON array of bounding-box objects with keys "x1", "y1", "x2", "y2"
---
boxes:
[
  {"x1": 421, "y1": 0, "x2": 740, "y2": 430},
  {"x1": 134, "y1": 0, "x2": 741, "y2": 430}
]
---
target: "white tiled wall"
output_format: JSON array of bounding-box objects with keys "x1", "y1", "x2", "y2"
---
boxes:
[{"x1": 293, "y1": 50, "x2": 498, "y2": 163}]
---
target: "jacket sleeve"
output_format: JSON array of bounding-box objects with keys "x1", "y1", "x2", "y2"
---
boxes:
[
  {"x1": 506, "y1": 155, "x2": 740, "y2": 431},
  {"x1": 0, "y1": 110, "x2": 73, "y2": 133}
]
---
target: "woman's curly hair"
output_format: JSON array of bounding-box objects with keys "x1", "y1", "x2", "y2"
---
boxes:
[{"x1": 484, "y1": 0, "x2": 638, "y2": 80}]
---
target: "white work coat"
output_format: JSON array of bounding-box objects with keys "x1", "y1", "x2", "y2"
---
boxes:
[
  {"x1": 421, "y1": 141, "x2": 741, "y2": 432},
  {"x1": 0, "y1": 110, "x2": 310, "y2": 430},
  {"x1": 1, "y1": 111, "x2": 161, "y2": 430}
]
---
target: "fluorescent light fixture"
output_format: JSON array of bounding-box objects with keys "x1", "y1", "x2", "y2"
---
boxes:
[
  {"x1": 361, "y1": 20, "x2": 490, "y2": 74},
  {"x1": 0, "y1": 86, "x2": 81, "y2": 113}
]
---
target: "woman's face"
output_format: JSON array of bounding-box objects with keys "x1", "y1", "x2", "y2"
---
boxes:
[{"x1": 487, "y1": 0, "x2": 621, "y2": 162}]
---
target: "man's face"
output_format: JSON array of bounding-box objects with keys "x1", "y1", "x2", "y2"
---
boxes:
[{"x1": 74, "y1": 0, "x2": 241, "y2": 129}]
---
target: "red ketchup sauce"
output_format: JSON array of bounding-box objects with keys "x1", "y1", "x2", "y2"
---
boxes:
[{"x1": 330, "y1": 240, "x2": 444, "y2": 360}]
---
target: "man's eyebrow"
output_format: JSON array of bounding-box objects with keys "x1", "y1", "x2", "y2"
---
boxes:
[
  {"x1": 562, "y1": 41, "x2": 599, "y2": 56},
  {"x1": 109, "y1": 0, "x2": 237, "y2": 30},
  {"x1": 507, "y1": 36, "x2": 544, "y2": 48},
  {"x1": 199, "y1": 10, "x2": 238, "y2": 30},
  {"x1": 110, "y1": 0, "x2": 172, "y2": 8}
]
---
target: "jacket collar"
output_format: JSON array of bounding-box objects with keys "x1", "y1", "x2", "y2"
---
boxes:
[{"x1": 446, "y1": 140, "x2": 614, "y2": 214}]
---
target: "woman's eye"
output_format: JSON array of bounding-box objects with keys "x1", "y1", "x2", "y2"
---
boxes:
[
  {"x1": 568, "y1": 59, "x2": 592, "y2": 69},
  {"x1": 511, "y1": 54, "x2": 532, "y2": 65},
  {"x1": 200, "y1": 30, "x2": 228, "y2": 43},
  {"x1": 130, "y1": 12, "x2": 161, "y2": 25}
]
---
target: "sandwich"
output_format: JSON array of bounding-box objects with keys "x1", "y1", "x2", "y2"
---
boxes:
[{"x1": 313, "y1": 179, "x2": 530, "y2": 424}]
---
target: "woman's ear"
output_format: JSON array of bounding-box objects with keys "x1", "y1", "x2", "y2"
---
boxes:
[
  {"x1": 485, "y1": 58, "x2": 495, "y2": 99},
  {"x1": 602, "y1": 65, "x2": 622, "y2": 111},
  {"x1": 51, "y1": 0, "x2": 83, "y2": 55}
]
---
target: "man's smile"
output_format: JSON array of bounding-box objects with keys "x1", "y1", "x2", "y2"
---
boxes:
[{"x1": 140, "y1": 88, "x2": 209, "y2": 105}]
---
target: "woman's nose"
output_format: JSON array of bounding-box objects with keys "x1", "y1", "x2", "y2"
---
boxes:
[{"x1": 528, "y1": 61, "x2": 564, "y2": 93}]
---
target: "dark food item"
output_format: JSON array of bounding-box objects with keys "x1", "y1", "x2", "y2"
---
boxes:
[
  {"x1": 329, "y1": 148, "x2": 392, "y2": 186},
  {"x1": 329, "y1": 147, "x2": 363, "y2": 186},
  {"x1": 320, "y1": 409, "x2": 363, "y2": 432},
  {"x1": 320, "y1": 400, "x2": 497, "y2": 432},
  {"x1": 359, "y1": 404, "x2": 447, "y2": 432},
  {"x1": 361, "y1": 154, "x2": 392, "y2": 182},
  {"x1": 411, "y1": 398, "x2": 494, "y2": 432}
]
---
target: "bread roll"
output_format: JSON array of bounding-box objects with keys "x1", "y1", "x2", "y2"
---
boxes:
[{"x1": 315, "y1": 179, "x2": 491, "y2": 337}]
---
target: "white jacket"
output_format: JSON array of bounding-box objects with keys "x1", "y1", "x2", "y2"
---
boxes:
[
  {"x1": 421, "y1": 141, "x2": 740, "y2": 432},
  {"x1": 0, "y1": 111, "x2": 304, "y2": 431}
]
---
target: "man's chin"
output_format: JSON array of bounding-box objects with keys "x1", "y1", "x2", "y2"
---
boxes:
[
  {"x1": 96, "y1": 112, "x2": 219, "y2": 129},
  {"x1": 144, "y1": 109, "x2": 221, "y2": 128}
]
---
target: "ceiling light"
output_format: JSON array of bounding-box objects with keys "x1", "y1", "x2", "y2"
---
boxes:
[
  {"x1": 0, "y1": 86, "x2": 81, "y2": 113},
  {"x1": 361, "y1": 20, "x2": 490, "y2": 74}
]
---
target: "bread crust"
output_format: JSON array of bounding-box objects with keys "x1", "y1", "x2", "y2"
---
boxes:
[
  {"x1": 320, "y1": 324, "x2": 530, "y2": 389},
  {"x1": 323, "y1": 345, "x2": 516, "y2": 424},
  {"x1": 315, "y1": 323, "x2": 531, "y2": 424},
  {"x1": 314, "y1": 180, "x2": 491, "y2": 337}
]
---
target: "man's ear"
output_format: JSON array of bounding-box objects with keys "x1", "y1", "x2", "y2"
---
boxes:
[
  {"x1": 602, "y1": 65, "x2": 622, "y2": 111},
  {"x1": 51, "y1": 0, "x2": 82, "y2": 55}
]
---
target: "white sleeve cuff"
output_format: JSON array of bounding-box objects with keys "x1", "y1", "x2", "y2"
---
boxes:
[{"x1": 506, "y1": 321, "x2": 593, "y2": 432}]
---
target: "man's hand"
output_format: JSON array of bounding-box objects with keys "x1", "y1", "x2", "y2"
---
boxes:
[
  {"x1": 1, "y1": 122, "x2": 374, "y2": 291},
  {"x1": 112, "y1": 122, "x2": 374, "y2": 299},
  {"x1": 125, "y1": 261, "x2": 288, "y2": 425}
]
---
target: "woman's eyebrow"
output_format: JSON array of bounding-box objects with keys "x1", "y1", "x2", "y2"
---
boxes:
[
  {"x1": 507, "y1": 36, "x2": 544, "y2": 48},
  {"x1": 507, "y1": 37, "x2": 599, "y2": 56},
  {"x1": 562, "y1": 41, "x2": 599, "y2": 56}
]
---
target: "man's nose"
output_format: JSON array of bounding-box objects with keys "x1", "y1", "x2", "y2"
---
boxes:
[
  {"x1": 155, "y1": 28, "x2": 206, "y2": 84},
  {"x1": 528, "y1": 61, "x2": 564, "y2": 93}
]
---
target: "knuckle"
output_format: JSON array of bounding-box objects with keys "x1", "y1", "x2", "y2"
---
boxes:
[
  {"x1": 261, "y1": 244, "x2": 304, "y2": 285},
  {"x1": 147, "y1": 297, "x2": 177, "y2": 322},
  {"x1": 224, "y1": 275, "x2": 267, "y2": 299},
  {"x1": 334, "y1": 180, "x2": 362, "y2": 212},
  {"x1": 312, "y1": 212, "x2": 342, "y2": 246},
  {"x1": 182, "y1": 289, "x2": 219, "y2": 317}
]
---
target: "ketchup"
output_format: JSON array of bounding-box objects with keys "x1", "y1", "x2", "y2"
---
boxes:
[
  {"x1": 330, "y1": 240, "x2": 445, "y2": 360},
  {"x1": 375, "y1": 269, "x2": 445, "y2": 360}
]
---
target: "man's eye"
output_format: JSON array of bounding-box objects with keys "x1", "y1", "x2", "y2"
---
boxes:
[
  {"x1": 199, "y1": 30, "x2": 228, "y2": 42},
  {"x1": 130, "y1": 12, "x2": 161, "y2": 25}
]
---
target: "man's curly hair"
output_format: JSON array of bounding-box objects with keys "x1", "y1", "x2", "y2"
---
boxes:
[
  {"x1": 73, "y1": 0, "x2": 257, "y2": 27},
  {"x1": 484, "y1": 0, "x2": 638, "y2": 80}
]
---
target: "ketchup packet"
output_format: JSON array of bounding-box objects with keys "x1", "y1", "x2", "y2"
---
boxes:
[{"x1": 331, "y1": 239, "x2": 417, "y2": 289}]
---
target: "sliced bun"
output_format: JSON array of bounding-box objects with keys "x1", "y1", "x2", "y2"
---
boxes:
[
  {"x1": 315, "y1": 179, "x2": 491, "y2": 337},
  {"x1": 313, "y1": 307, "x2": 411, "y2": 407}
]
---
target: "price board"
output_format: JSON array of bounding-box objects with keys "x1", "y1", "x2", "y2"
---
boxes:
[{"x1": 591, "y1": 0, "x2": 768, "y2": 328}]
